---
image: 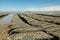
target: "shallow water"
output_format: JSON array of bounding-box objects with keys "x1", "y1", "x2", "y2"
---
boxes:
[{"x1": 0, "y1": 14, "x2": 14, "y2": 26}]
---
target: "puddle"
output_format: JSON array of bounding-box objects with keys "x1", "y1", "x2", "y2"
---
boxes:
[{"x1": 0, "y1": 14, "x2": 14, "y2": 26}]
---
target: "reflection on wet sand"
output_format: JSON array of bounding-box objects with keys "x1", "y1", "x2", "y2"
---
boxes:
[
  {"x1": 0, "y1": 14, "x2": 13, "y2": 26},
  {"x1": 0, "y1": 14, "x2": 14, "y2": 40}
]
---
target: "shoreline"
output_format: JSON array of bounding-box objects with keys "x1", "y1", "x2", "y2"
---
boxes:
[{"x1": 0, "y1": 14, "x2": 9, "y2": 19}]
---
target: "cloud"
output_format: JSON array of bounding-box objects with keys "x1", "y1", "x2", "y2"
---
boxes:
[
  {"x1": 0, "y1": 6, "x2": 60, "y2": 12},
  {"x1": 23, "y1": 8, "x2": 40, "y2": 11},
  {"x1": 0, "y1": 8, "x2": 21, "y2": 12},
  {"x1": 24, "y1": 6, "x2": 60, "y2": 11},
  {"x1": 40, "y1": 6, "x2": 60, "y2": 11}
]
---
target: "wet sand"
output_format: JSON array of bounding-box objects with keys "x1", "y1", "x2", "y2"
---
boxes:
[
  {"x1": 0, "y1": 14, "x2": 13, "y2": 40},
  {"x1": 8, "y1": 13, "x2": 60, "y2": 40},
  {"x1": 0, "y1": 13, "x2": 60, "y2": 40},
  {"x1": 0, "y1": 14, "x2": 8, "y2": 19},
  {"x1": 0, "y1": 24, "x2": 9, "y2": 40}
]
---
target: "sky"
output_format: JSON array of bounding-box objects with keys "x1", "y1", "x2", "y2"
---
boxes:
[{"x1": 0, "y1": 0, "x2": 60, "y2": 12}]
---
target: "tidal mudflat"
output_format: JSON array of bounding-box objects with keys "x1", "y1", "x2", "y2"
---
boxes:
[
  {"x1": 8, "y1": 13, "x2": 60, "y2": 40},
  {"x1": 0, "y1": 12, "x2": 60, "y2": 40}
]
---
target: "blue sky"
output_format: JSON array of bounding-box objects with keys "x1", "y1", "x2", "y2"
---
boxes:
[{"x1": 0, "y1": 0, "x2": 60, "y2": 11}]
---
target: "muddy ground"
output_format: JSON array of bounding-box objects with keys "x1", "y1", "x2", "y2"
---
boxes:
[
  {"x1": 8, "y1": 13, "x2": 60, "y2": 40},
  {"x1": 0, "y1": 13, "x2": 60, "y2": 40},
  {"x1": 0, "y1": 13, "x2": 8, "y2": 19}
]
